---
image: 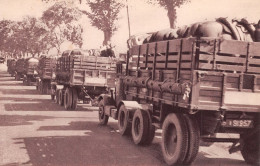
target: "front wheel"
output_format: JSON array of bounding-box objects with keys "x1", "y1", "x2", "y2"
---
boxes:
[
  {"x1": 241, "y1": 131, "x2": 260, "y2": 165},
  {"x1": 161, "y1": 113, "x2": 189, "y2": 165},
  {"x1": 98, "y1": 99, "x2": 109, "y2": 125}
]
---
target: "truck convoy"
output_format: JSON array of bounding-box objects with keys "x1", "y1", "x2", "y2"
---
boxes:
[
  {"x1": 97, "y1": 18, "x2": 260, "y2": 165},
  {"x1": 51, "y1": 49, "x2": 118, "y2": 110}
]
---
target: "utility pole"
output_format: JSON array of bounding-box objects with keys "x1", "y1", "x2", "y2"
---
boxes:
[{"x1": 126, "y1": 0, "x2": 131, "y2": 38}]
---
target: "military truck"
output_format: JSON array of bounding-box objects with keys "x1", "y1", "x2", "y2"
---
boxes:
[
  {"x1": 22, "y1": 57, "x2": 39, "y2": 85},
  {"x1": 97, "y1": 18, "x2": 260, "y2": 165},
  {"x1": 51, "y1": 49, "x2": 118, "y2": 110},
  {"x1": 7, "y1": 59, "x2": 16, "y2": 77},
  {"x1": 36, "y1": 56, "x2": 56, "y2": 95},
  {"x1": 14, "y1": 58, "x2": 25, "y2": 81}
]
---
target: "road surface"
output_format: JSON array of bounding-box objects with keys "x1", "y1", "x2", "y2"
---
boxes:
[{"x1": 0, "y1": 63, "x2": 249, "y2": 166}]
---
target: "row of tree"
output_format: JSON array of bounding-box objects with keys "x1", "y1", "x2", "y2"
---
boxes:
[{"x1": 0, "y1": 0, "x2": 189, "y2": 58}]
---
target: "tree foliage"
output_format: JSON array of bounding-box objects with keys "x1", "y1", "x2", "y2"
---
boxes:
[
  {"x1": 0, "y1": 1, "x2": 84, "y2": 58},
  {"x1": 42, "y1": 1, "x2": 83, "y2": 53},
  {"x1": 148, "y1": 0, "x2": 190, "y2": 28},
  {"x1": 85, "y1": 0, "x2": 124, "y2": 45}
]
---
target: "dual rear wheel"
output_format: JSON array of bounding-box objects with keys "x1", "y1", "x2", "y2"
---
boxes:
[
  {"x1": 63, "y1": 87, "x2": 78, "y2": 110},
  {"x1": 161, "y1": 113, "x2": 200, "y2": 165}
]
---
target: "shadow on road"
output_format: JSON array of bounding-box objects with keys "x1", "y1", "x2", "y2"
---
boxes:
[
  {"x1": 14, "y1": 121, "x2": 165, "y2": 166},
  {"x1": 0, "y1": 115, "x2": 53, "y2": 126}
]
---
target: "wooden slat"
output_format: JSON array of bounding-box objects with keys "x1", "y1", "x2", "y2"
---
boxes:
[
  {"x1": 182, "y1": 38, "x2": 195, "y2": 52},
  {"x1": 181, "y1": 54, "x2": 193, "y2": 61},
  {"x1": 219, "y1": 40, "x2": 248, "y2": 55},
  {"x1": 169, "y1": 39, "x2": 181, "y2": 52},
  {"x1": 199, "y1": 54, "x2": 213, "y2": 61},
  {"x1": 168, "y1": 55, "x2": 179, "y2": 61},
  {"x1": 157, "y1": 41, "x2": 168, "y2": 53},
  {"x1": 140, "y1": 44, "x2": 147, "y2": 54},
  {"x1": 130, "y1": 46, "x2": 139, "y2": 55},
  {"x1": 148, "y1": 42, "x2": 156, "y2": 54},
  {"x1": 248, "y1": 66, "x2": 260, "y2": 73},
  {"x1": 199, "y1": 90, "x2": 222, "y2": 97},
  {"x1": 249, "y1": 42, "x2": 260, "y2": 56},
  {"x1": 248, "y1": 58, "x2": 260, "y2": 65},
  {"x1": 199, "y1": 96, "x2": 221, "y2": 102},
  {"x1": 180, "y1": 62, "x2": 191, "y2": 69},
  {"x1": 215, "y1": 55, "x2": 246, "y2": 63}
]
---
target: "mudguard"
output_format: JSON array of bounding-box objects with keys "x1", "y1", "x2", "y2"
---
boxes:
[{"x1": 98, "y1": 94, "x2": 115, "y2": 106}]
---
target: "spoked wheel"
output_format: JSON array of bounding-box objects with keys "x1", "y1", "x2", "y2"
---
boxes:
[
  {"x1": 131, "y1": 109, "x2": 149, "y2": 145},
  {"x1": 241, "y1": 131, "x2": 260, "y2": 165},
  {"x1": 98, "y1": 99, "x2": 109, "y2": 125},
  {"x1": 118, "y1": 104, "x2": 131, "y2": 136},
  {"x1": 71, "y1": 88, "x2": 78, "y2": 110},
  {"x1": 64, "y1": 87, "x2": 72, "y2": 110},
  {"x1": 58, "y1": 89, "x2": 64, "y2": 106},
  {"x1": 183, "y1": 114, "x2": 200, "y2": 165},
  {"x1": 161, "y1": 113, "x2": 189, "y2": 166}
]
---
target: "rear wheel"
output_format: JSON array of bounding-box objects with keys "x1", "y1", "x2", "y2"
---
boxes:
[
  {"x1": 98, "y1": 99, "x2": 109, "y2": 125},
  {"x1": 131, "y1": 109, "x2": 149, "y2": 145},
  {"x1": 183, "y1": 115, "x2": 200, "y2": 165},
  {"x1": 71, "y1": 88, "x2": 78, "y2": 110},
  {"x1": 58, "y1": 89, "x2": 64, "y2": 106},
  {"x1": 64, "y1": 88, "x2": 72, "y2": 110},
  {"x1": 241, "y1": 131, "x2": 260, "y2": 165},
  {"x1": 118, "y1": 104, "x2": 131, "y2": 136},
  {"x1": 161, "y1": 113, "x2": 189, "y2": 165}
]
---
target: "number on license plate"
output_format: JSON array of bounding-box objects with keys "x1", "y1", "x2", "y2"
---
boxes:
[{"x1": 222, "y1": 119, "x2": 253, "y2": 128}]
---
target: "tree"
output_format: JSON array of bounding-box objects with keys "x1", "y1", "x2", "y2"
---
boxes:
[
  {"x1": 42, "y1": 1, "x2": 84, "y2": 54},
  {"x1": 148, "y1": 0, "x2": 190, "y2": 28},
  {"x1": 85, "y1": 0, "x2": 124, "y2": 45}
]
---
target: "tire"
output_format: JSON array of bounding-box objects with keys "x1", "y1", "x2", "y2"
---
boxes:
[
  {"x1": 161, "y1": 113, "x2": 189, "y2": 166},
  {"x1": 241, "y1": 131, "x2": 260, "y2": 165},
  {"x1": 144, "y1": 116, "x2": 155, "y2": 145},
  {"x1": 71, "y1": 88, "x2": 78, "y2": 110},
  {"x1": 64, "y1": 88, "x2": 72, "y2": 110},
  {"x1": 131, "y1": 109, "x2": 149, "y2": 145},
  {"x1": 118, "y1": 104, "x2": 131, "y2": 136},
  {"x1": 183, "y1": 115, "x2": 200, "y2": 165},
  {"x1": 58, "y1": 89, "x2": 64, "y2": 106},
  {"x1": 98, "y1": 99, "x2": 109, "y2": 125}
]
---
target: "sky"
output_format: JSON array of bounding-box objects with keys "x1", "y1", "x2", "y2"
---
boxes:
[{"x1": 0, "y1": 0, "x2": 260, "y2": 54}]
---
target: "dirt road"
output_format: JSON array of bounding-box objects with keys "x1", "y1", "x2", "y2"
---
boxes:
[{"x1": 0, "y1": 63, "x2": 249, "y2": 166}]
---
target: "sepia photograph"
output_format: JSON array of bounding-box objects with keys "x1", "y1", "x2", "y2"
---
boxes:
[{"x1": 0, "y1": 0, "x2": 259, "y2": 165}]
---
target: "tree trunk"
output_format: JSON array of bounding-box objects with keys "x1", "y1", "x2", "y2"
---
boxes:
[
  {"x1": 167, "y1": 8, "x2": 177, "y2": 28},
  {"x1": 103, "y1": 30, "x2": 112, "y2": 46}
]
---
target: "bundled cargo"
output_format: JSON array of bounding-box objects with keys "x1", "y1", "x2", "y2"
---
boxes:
[
  {"x1": 36, "y1": 56, "x2": 57, "y2": 94},
  {"x1": 51, "y1": 48, "x2": 120, "y2": 110}
]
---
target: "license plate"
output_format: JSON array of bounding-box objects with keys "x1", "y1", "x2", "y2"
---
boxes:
[{"x1": 221, "y1": 119, "x2": 253, "y2": 128}]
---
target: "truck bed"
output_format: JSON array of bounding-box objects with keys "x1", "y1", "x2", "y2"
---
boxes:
[
  {"x1": 56, "y1": 56, "x2": 117, "y2": 88},
  {"x1": 126, "y1": 37, "x2": 260, "y2": 112}
]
